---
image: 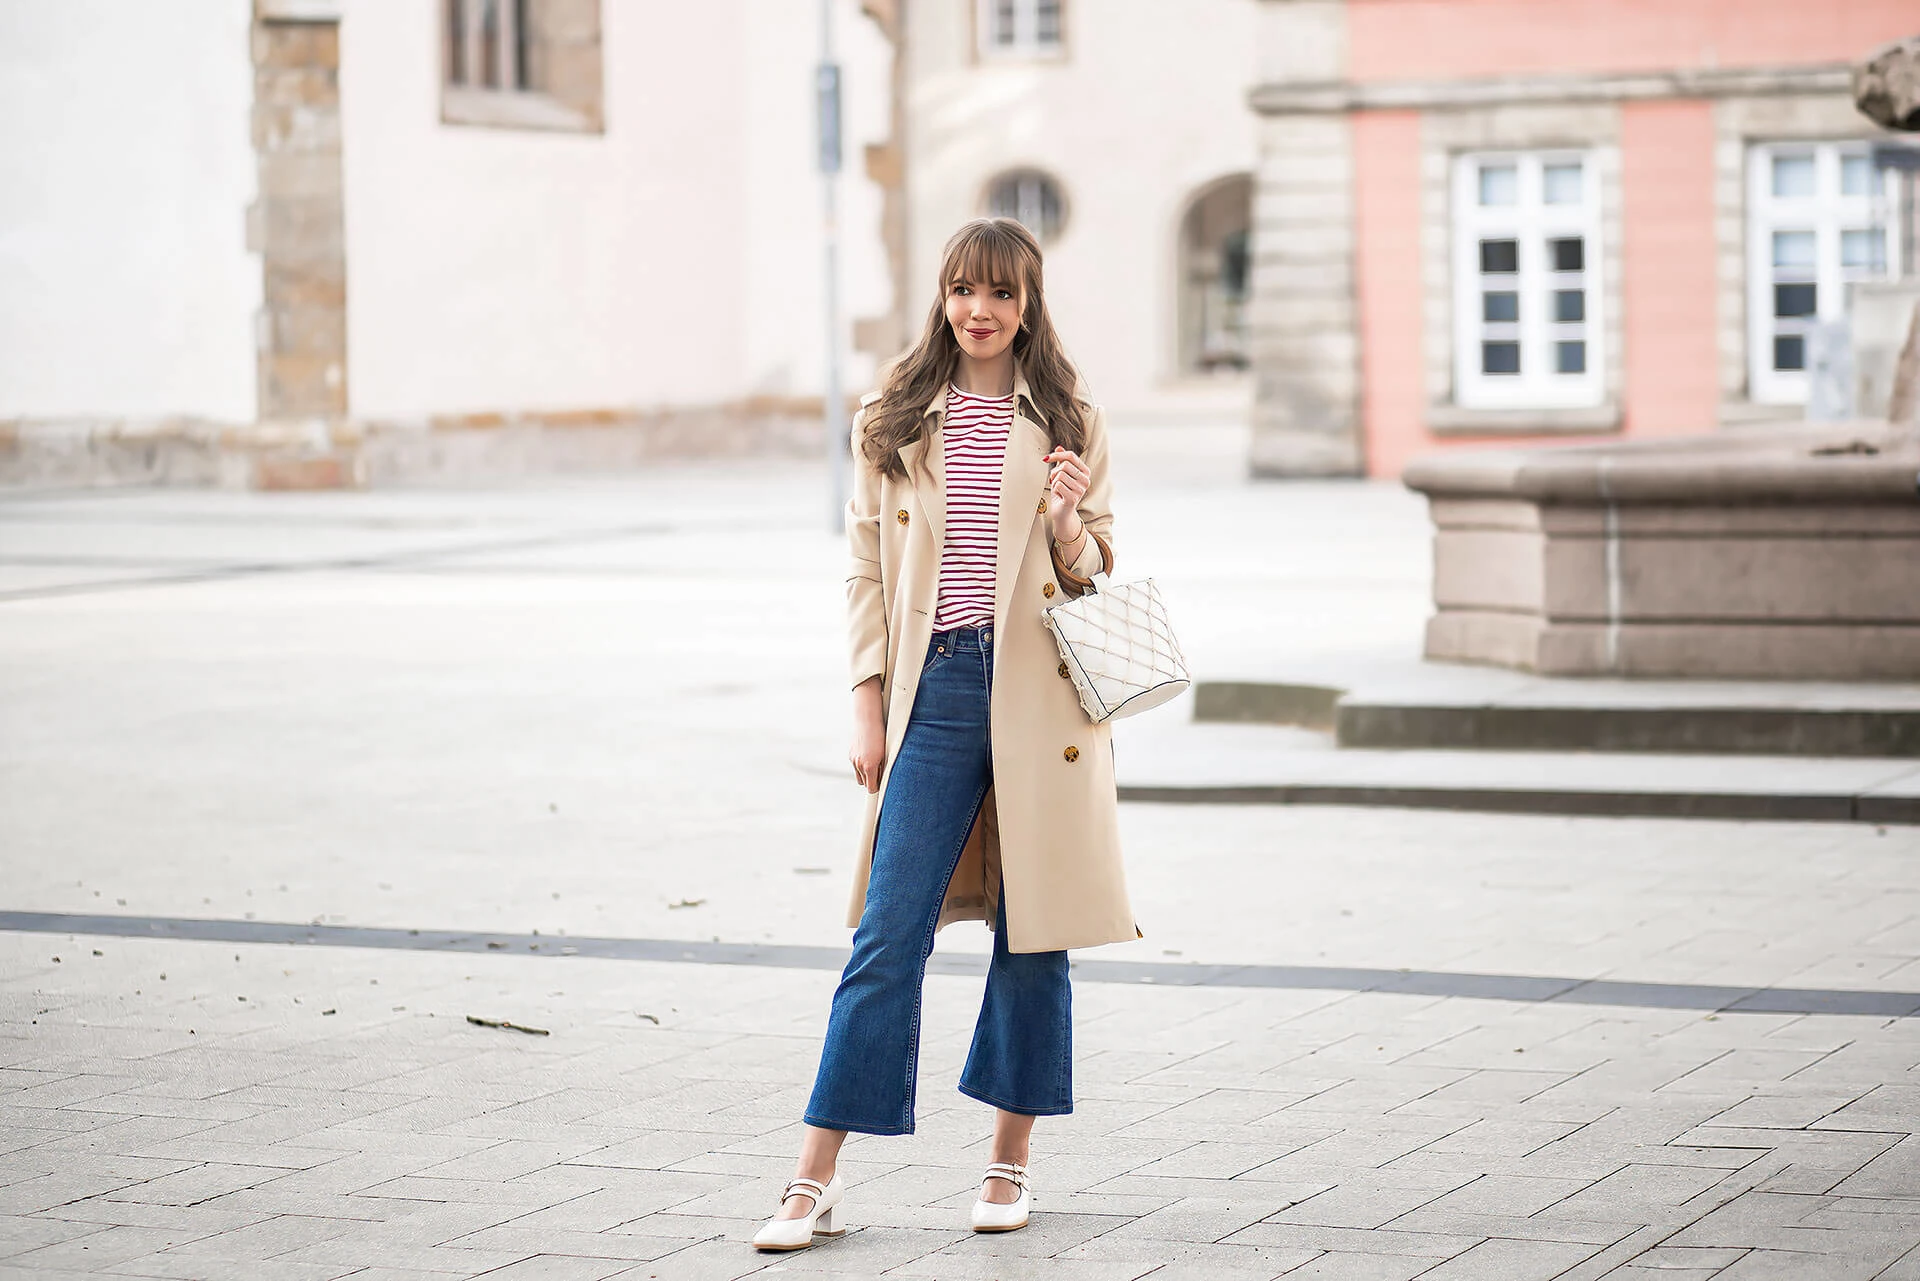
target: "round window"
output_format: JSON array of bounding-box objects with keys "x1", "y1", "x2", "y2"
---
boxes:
[{"x1": 985, "y1": 169, "x2": 1067, "y2": 242}]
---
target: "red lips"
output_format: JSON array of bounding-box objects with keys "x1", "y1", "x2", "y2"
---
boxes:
[{"x1": 965, "y1": 328, "x2": 996, "y2": 340}]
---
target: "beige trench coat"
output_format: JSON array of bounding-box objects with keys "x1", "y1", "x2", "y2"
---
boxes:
[{"x1": 844, "y1": 367, "x2": 1139, "y2": 954}]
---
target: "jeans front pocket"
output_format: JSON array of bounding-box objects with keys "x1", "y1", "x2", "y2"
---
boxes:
[{"x1": 919, "y1": 638, "x2": 953, "y2": 679}]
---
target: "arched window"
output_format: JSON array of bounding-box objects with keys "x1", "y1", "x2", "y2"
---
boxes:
[
  {"x1": 1178, "y1": 175, "x2": 1252, "y2": 373},
  {"x1": 986, "y1": 170, "x2": 1067, "y2": 243}
]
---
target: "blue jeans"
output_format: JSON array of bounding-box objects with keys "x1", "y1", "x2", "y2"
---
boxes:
[{"x1": 804, "y1": 625, "x2": 1074, "y2": 1136}]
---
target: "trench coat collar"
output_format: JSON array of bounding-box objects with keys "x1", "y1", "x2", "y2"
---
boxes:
[{"x1": 896, "y1": 363, "x2": 1052, "y2": 636}]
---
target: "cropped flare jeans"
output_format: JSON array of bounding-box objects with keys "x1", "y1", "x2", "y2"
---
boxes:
[{"x1": 804, "y1": 624, "x2": 1074, "y2": 1136}]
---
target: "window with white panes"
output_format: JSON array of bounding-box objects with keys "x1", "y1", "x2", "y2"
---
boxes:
[
  {"x1": 987, "y1": 169, "x2": 1067, "y2": 242},
  {"x1": 1746, "y1": 141, "x2": 1900, "y2": 404},
  {"x1": 1451, "y1": 151, "x2": 1605, "y2": 409},
  {"x1": 979, "y1": 0, "x2": 1063, "y2": 58}
]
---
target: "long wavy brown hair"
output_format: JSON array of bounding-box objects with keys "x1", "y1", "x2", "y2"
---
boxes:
[{"x1": 860, "y1": 218, "x2": 1088, "y2": 481}]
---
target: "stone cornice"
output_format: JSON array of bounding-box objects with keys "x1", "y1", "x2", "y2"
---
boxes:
[{"x1": 1250, "y1": 64, "x2": 1852, "y2": 115}]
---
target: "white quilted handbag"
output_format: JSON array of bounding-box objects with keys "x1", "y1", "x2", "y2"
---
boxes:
[{"x1": 1042, "y1": 571, "x2": 1191, "y2": 723}]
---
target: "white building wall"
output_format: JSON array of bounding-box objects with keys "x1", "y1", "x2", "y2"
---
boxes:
[
  {"x1": 0, "y1": 0, "x2": 260, "y2": 422},
  {"x1": 906, "y1": 0, "x2": 1259, "y2": 421},
  {"x1": 340, "y1": 0, "x2": 892, "y2": 420}
]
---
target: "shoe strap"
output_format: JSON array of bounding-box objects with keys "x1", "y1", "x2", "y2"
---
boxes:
[
  {"x1": 782, "y1": 1176, "x2": 828, "y2": 1204},
  {"x1": 983, "y1": 1162, "x2": 1028, "y2": 1188}
]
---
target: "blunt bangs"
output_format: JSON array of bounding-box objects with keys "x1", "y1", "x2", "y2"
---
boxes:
[{"x1": 943, "y1": 221, "x2": 1032, "y2": 295}]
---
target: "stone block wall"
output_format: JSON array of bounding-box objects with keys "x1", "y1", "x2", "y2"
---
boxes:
[
  {"x1": 1248, "y1": 0, "x2": 1364, "y2": 476},
  {"x1": 251, "y1": 3, "x2": 347, "y2": 423},
  {"x1": 1406, "y1": 424, "x2": 1920, "y2": 679}
]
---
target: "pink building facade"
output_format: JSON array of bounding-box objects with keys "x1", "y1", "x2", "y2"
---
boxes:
[{"x1": 1248, "y1": 0, "x2": 1918, "y2": 478}]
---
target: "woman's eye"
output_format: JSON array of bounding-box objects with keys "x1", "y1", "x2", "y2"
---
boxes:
[{"x1": 995, "y1": 290, "x2": 1012, "y2": 300}]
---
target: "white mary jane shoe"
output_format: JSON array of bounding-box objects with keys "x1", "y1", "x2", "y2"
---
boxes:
[
  {"x1": 970, "y1": 1161, "x2": 1030, "y2": 1232},
  {"x1": 752, "y1": 1174, "x2": 846, "y2": 1251}
]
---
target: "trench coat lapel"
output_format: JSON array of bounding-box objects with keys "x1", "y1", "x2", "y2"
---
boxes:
[{"x1": 900, "y1": 390, "x2": 947, "y2": 545}]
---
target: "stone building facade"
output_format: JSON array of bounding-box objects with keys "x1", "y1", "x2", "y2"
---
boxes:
[
  {"x1": 0, "y1": 0, "x2": 895, "y2": 487},
  {"x1": 1249, "y1": 0, "x2": 1920, "y2": 477},
  {"x1": 890, "y1": 0, "x2": 1260, "y2": 424}
]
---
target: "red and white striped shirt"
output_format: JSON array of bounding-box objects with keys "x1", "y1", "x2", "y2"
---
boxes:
[{"x1": 931, "y1": 384, "x2": 1014, "y2": 629}]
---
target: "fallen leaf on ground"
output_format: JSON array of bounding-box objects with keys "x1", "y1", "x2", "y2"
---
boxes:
[{"x1": 467, "y1": 1015, "x2": 550, "y2": 1036}]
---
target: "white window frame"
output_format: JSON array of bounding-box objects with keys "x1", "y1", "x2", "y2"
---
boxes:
[
  {"x1": 978, "y1": 0, "x2": 1064, "y2": 60},
  {"x1": 1745, "y1": 140, "x2": 1902, "y2": 406},
  {"x1": 1450, "y1": 149, "x2": 1606, "y2": 411},
  {"x1": 986, "y1": 168, "x2": 1067, "y2": 242}
]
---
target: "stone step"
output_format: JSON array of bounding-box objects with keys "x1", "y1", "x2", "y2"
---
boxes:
[
  {"x1": 1192, "y1": 673, "x2": 1920, "y2": 757},
  {"x1": 1336, "y1": 699, "x2": 1920, "y2": 757},
  {"x1": 1112, "y1": 713, "x2": 1920, "y2": 824}
]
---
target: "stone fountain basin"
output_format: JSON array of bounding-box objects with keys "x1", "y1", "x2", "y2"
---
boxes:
[{"x1": 1400, "y1": 423, "x2": 1920, "y2": 679}]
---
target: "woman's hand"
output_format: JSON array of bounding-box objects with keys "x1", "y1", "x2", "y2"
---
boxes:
[
  {"x1": 1043, "y1": 447, "x2": 1089, "y2": 541},
  {"x1": 850, "y1": 676, "x2": 886, "y2": 793}
]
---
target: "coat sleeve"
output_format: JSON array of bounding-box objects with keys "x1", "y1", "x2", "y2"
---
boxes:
[
  {"x1": 846, "y1": 406, "x2": 889, "y2": 690},
  {"x1": 1050, "y1": 403, "x2": 1115, "y2": 599}
]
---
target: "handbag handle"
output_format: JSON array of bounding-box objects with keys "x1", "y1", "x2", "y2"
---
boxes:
[{"x1": 1050, "y1": 528, "x2": 1113, "y2": 592}]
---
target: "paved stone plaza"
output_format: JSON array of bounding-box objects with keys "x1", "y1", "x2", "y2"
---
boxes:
[{"x1": 3, "y1": 429, "x2": 1919, "y2": 1279}]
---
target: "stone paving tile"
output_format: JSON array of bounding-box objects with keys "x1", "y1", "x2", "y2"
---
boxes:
[
  {"x1": 132, "y1": 1211, "x2": 364, "y2": 1261},
  {"x1": 885, "y1": 1252, "x2": 1153, "y2": 1281},
  {"x1": 1881, "y1": 1243, "x2": 1920, "y2": 1280},
  {"x1": 0, "y1": 1215, "x2": 102, "y2": 1258},
  {"x1": 1411, "y1": 1236, "x2": 1603, "y2": 1278},
  {"x1": 109, "y1": 1248, "x2": 351, "y2": 1279},
  {"x1": 6, "y1": 1225, "x2": 213, "y2": 1273},
  {"x1": 451, "y1": 1256, "x2": 630, "y2": 1280},
  {"x1": 1063, "y1": 1235, "x2": 1317, "y2": 1276},
  {"x1": 1713, "y1": 1247, "x2": 1903, "y2": 1280},
  {"x1": 1223, "y1": 1220, "x2": 1479, "y2": 1257},
  {"x1": 1273, "y1": 1252, "x2": 1432, "y2": 1280},
  {"x1": 601, "y1": 1237, "x2": 781, "y2": 1281},
  {"x1": 0, "y1": 1174, "x2": 148, "y2": 1217},
  {"x1": 1814, "y1": 1084, "x2": 1920, "y2": 1135},
  {"x1": 1130, "y1": 1141, "x2": 1304, "y2": 1181},
  {"x1": 1264, "y1": 1172, "x2": 1472, "y2": 1230},
  {"x1": 447, "y1": 1225, "x2": 716, "y2": 1263},
  {"x1": 1380, "y1": 1208, "x2": 1632, "y2": 1245},
  {"x1": 1403, "y1": 1172, "x2": 1596, "y2": 1218},
  {"x1": 759, "y1": 1224, "x2": 966, "y2": 1273},
  {"x1": 1537, "y1": 1163, "x2": 1749, "y2": 1224},
  {"x1": 1090, "y1": 1193, "x2": 1324, "y2": 1244}
]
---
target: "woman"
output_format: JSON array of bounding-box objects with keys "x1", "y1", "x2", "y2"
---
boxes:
[{"x1": 754, "y1": 217, "x2": 1137, "y2": 1252}]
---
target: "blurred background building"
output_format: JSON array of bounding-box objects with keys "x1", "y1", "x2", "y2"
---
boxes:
[
  {"x1": 1250, "y1": 0, "x2": 1918, "y2": 477},
  {"x1": 0, "y1": 0, "x2": 1914, "y2": 487}
]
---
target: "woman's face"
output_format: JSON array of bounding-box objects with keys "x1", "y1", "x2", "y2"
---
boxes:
[{"x1": 945, "y1": 275, "x2": 1024, "y2": 363}]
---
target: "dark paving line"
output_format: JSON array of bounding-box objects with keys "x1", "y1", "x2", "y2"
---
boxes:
[
  {"x1": 1118, "y1": 783, "x2": 1920, "y2": 826},
  {"x1": 4, "y1": 911, "x2": 1916, "y2": 1017},
  {"x1": 0, "y1": 522, "x2": 679, "y2": 603}
]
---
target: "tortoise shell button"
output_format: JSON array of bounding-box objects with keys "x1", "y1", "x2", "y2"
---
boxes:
[
  {"x1": 896, "y1": 509, "x2": 909, "y2": 525},
  {"x1": 1057, "y1": 661, "x2": 1070, "y2": 678},
  {"x1": 1042, "y1": 582, "x2": 1056, "y2": 598},
  {"x1": 1037, "y1": 498, "x2": 1047, "y2": 513},
  {"x1": 1063, "y1": 745, "x2": 1079, "y2": 762}
]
